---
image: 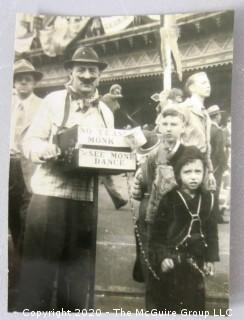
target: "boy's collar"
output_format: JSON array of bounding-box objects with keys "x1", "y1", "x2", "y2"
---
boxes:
[
  {"x1": 179, "y1": 187, "x2": 200, "y2": 199},
  {"x1": 188, "y1": 95, "x2": 205, "y2": 111},
  {"x1": 162, "y1": 139, "x2": 181, "y2": 159}
]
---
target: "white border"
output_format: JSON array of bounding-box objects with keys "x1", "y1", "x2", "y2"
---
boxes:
[{"x1": 0, "y1": 1, "x2": 243, "y2": 319}]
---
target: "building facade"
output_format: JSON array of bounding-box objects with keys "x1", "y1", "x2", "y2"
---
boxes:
[{"x1": 20, "y1": 11, "x2": 234, "y2": 126}]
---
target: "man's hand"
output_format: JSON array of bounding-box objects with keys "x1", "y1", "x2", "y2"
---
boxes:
[
  {"x1": 204, "y1": 262, "x2": 215, "y2": 276},
  {"x1": 161, "y1": 258, "x2": 174, "y2": 273},
  {"x1": 39, "y1": 144, "x2": 61, "y2": 161}
]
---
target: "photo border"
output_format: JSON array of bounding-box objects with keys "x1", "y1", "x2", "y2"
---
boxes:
[{"x1": 1, "y1": 0, "x2": 244, "y2": 319}]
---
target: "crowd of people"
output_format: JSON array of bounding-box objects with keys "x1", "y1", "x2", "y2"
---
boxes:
[
  {"x1": 131, "y1": 72, "x2": 230, "y2": 312},
  {"x1": 8, "y1": 44, "x2": 230, "y2": 313}
]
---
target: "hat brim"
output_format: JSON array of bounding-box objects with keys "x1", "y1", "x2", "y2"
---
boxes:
[
  {"x1": 110, "y1": 93, "x2": 123, "y2": 98},
  {"x1": 64, "y1": 59, "x2": 108, "y2": 71},
  {"x1": 14, "y1": 70, "x2": 43, "y2": 82},
  {"x1": 208, "y1": 110, "x2": 225, "y2": 116}
]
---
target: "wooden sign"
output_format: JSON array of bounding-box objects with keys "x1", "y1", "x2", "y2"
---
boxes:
[
  {"x1": 54, "y1": 125, "x2": 137, "y2": 172},
  {"x1": 78, "y1": 148, "x2": 136, "y2": 171},
  {"x1": 78, "y1": 127, "x2": 130, "y2": 148}
]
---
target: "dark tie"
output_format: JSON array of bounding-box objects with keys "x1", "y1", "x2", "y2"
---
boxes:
[
  {"x1": 14, "y1": 103, "x2": 25, "y2": 152},
  {"x1": 76, "y1": 99, "x2": 89, "y2": 113}
]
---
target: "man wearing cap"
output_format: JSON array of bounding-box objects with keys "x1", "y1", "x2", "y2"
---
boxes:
[
  {"x1": 102, "y1": 83, "x2": 137, "y2": 129},
  {"x1": 9, "y1": 59, "x2": 43, "y2": 251},
  {"x1": 16, "y1": 47, "x2": 113, "y2": 311},
  {"x1": 102, "y1": 83, "x2": 123, "y2": 114},
  {"x1": 207, "y1": 105, "x2": 227, "y2": 222}
]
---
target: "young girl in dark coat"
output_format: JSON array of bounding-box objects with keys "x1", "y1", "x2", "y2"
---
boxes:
[{"x1": 146, "y1": 146, "x2": 219, "y2": 313}]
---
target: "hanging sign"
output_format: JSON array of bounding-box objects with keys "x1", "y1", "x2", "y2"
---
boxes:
[{"x1": 101, "y1": 16, "x2": 134, "y2": 35}]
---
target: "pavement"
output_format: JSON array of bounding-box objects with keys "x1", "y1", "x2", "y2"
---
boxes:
[
  {"x1": 8, "y1": 174, "x2": 230, "y2": 313},
  {"x1": 95, "y1": 174, "x2": 230, "y2": 314}
]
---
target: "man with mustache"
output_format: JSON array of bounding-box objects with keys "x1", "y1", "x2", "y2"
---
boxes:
[{"x1": 16, "y1": 46, "x2": 113, "y2": 311}]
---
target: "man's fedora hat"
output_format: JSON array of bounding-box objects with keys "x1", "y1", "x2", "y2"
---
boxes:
[
  {"x1": 14, "y1": 59, "x2": 43, "y2": 81},
  {"x1": 207, "y1": 105, "x2": 225, "y2": 117},
  {"x1": 64, "y1": 46, "x2": 108, "y2": 71},
  {"x1": 109, "y1": 84, "x2": 123, "y2": 98}
]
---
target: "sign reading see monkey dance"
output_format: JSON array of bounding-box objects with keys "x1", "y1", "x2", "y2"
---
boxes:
[{"x1": 54, "y1": 126, "x2": 137, "y2": 172}]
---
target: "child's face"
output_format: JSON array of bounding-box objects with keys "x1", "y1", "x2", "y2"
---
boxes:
[
  {"x1": 158, "y1": 115, "x2": 185, "y2": 143},
  {"x1": 180, "y1": 159, "x2": 204, "y2": 191}
]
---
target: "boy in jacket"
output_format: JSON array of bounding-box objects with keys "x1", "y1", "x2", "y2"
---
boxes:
[{"x1": 132, "y1": 107, "x2": 188, "y2": 281}]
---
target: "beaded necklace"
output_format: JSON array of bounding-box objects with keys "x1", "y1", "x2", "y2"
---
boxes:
[{"x1": 126, "y1": 174, "x2": 160, "y2": 280}]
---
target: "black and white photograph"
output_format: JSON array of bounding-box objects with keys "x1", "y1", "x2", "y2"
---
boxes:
[{"x1": 8, "y1": 11, "x2": 233, "y2": 315}]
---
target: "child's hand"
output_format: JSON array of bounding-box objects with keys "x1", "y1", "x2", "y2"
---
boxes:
[
  {"x1": 204, "y1": 262, "x2": 215, "y2": 276},
  {"x1": 161, "y1": 258, "x2": 174, "y2": 273},
  {"x1": 131, "y1": 181, "x2": 143, "y2": 200},
  {"x1": 131, "y1": 169, "x2": 143, "y2": 200}
]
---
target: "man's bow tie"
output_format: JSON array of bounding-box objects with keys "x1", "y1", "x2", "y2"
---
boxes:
[
  {"x1": 70, "y1": 94, "x2": 99, "y2": 113},
  {"x1": 70, "y1": 91, "x2": 82, "y2": 101}
]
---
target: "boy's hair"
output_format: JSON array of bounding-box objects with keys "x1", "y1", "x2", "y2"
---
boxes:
[
  {"x1": 168, "y1": 88, "x2": 183, "y2": 101},
  {"x1": 184, "y1": 72, "x2": 207, "y2": 97},
  {"x1": 161, "y1": 106, "x2": 186, "y2": 123},
  {"x1": 173, "y1": 146, "x2": 206, "y2": 185}
]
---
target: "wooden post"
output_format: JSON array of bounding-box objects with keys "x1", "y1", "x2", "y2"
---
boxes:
[
  {"x1": 160, "y1": 14, "x2": 182, "y2": 86},
  {"x1": 163, "y1": 15, "x2": 172, "y2": 90}
]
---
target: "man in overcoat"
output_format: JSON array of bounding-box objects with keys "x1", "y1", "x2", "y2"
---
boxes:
[
  {"x1": 207, "y1": 105, "x2": 227, "y2": 222},
  {"x1": 9, "y1": 59, "x2": 43, "y2": 251}
]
